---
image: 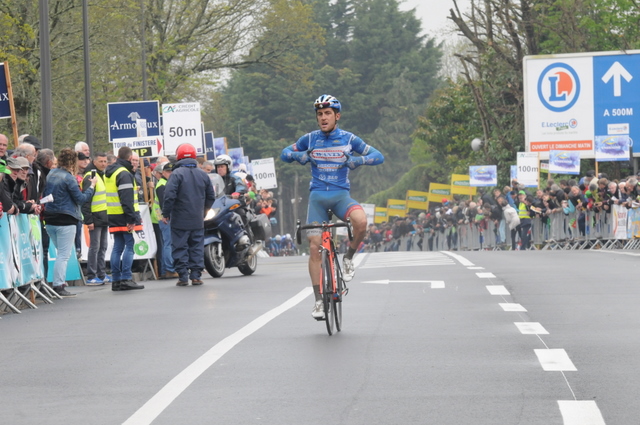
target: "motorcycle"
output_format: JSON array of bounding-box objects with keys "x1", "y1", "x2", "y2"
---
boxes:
[{"x1": 203, "y1": 174, "x2": 271, "y2": 278}]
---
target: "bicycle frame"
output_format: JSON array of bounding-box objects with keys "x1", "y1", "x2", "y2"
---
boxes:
[{"x1": 296, "y1": 215, "x2": 353, "y2": 334}]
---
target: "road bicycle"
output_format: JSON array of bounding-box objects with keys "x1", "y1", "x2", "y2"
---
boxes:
[{"x1": 296, "y1": 212, "x2": 353, "y2": 335}]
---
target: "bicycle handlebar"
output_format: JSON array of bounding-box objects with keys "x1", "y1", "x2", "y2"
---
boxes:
[{"x1": 295, "y1": 218, "x2": 353, "y2": 245}]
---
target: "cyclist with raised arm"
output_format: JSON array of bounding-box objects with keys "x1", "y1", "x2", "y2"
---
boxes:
[{"x1": 281, "y1": 94, "x2": 384, "y2": 319}]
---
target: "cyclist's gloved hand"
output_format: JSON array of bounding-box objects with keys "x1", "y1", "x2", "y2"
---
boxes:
[
  {"x1": 291, "y1": 151, "x2": 310, "y2": 165},
  {"x1": 346, "y1": 156, "x2": 366, "y2": 170}
]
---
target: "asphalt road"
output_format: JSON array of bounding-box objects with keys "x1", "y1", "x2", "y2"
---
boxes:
[{"x1": 2, "y1": 249, "x2": 639, "y2": 425}]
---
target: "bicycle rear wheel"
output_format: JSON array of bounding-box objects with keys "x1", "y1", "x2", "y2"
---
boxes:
[{"x1": 321, "y1": 250, "x2": 335, "y2": 335}]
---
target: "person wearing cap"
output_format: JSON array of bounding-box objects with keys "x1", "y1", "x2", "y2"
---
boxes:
[
  {"x1": 23, "y1": 135, "x2": 42, "y2": 151},
  {"x1": 42, "y1": 148, "x2": 97, "y2": 297},
  {"x1": 4, "y1": 157, "x2": 41, "y2": 214},
  {"x1": 81, "y1": 152, "x2": 111, "y2": 286},
  {"x1": 105, "y1": 146, "x2": 145, "y2": 291},
  {"x1": 162, "y1": 143, "x2": 215, "y2": 286},
  {"x1": 153, "y1": 162, "x2": 178, "y2": 279}
]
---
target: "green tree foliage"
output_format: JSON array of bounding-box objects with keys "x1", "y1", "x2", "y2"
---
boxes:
[
  {"x1": 1, "y1": 0, "x2": 316, "y2": 150},
  {"x1": 213, "y1": 0, "x2": 441, "y2": 231},
  {"x1": 408, "y1": 0, "x2": 640, "y2": 189}
]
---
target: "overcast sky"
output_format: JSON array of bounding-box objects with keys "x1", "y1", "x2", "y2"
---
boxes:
[{"x1": 399, "y1": 0, "x2": 472, "y2": 40}]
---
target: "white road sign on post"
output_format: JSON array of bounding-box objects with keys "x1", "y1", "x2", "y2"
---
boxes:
[
  {"x1": 524, "y1": 49, "x2": 640, "y2": 159},
  {"x1": 250, "y1": 157, "x2": 277, "y2": 190},
  {"x1": 161, "y1": 102, "x2": 203, "y2": 156},
  {"x1": 516, "y1": 152, "x2": 540, "y2": 187}
]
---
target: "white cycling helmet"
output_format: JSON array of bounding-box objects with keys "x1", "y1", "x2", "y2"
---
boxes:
[
  {"x1": 275, "y1": 234, "x2": 282, "y2": 242},
  {"x1": 214, "y1": 154, "x2": 233, "y2": 169}
]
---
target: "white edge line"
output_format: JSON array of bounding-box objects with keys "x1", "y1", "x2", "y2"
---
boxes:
[
  {"x1": 442, "y1": 251, "x2": 474, "y2": 266},
  {"x1": 123, "y1": 287, "x2": 313, "y2": 425}
]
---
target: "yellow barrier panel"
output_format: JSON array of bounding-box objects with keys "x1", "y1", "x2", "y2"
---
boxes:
[
  {"x1": 386, "y1": 199, "x2": 407, "y2": 218},
  {"x1": 428, "y1": 183, "x2": 451, "y2": 203},
  {"x1": 374, "y1": 207, "x2": 388, "y2": 224},
  {"x1": 406, "y1": 190, "x2": 429, "y2": 211},
  {"x1": 451, "y1": 174, "x2": 477, "y2": 196}
]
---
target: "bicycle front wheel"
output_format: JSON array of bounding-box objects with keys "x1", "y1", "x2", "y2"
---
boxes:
[
  {"x1": 334, "y1": 262, "x2": 344, "y2": 332},
  {"x1": 321, "y1": 250, "x2": 335, "y2": 335}
]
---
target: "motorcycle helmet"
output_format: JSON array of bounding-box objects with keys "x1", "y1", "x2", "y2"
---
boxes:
[
  {"x1": 314, "y1": 94, "x2": 341, "y2": 112},
  {"x1": 176, "y1": 143, "x2": 197, "y2": 160},
  {"x1": 214, "y1": 154, "x2": 233, "y2": 170}
]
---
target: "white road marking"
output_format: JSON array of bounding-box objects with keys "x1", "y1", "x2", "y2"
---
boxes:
[
  {"x1": 535, "y1": 349, "x2": 577, "y2": 371},
  {"x1": 468, "y1": 266, "x2": 484, "y2": 269},
  {"x1": 361, "y1": 279, "x2": 445, "y2": 288},
  {"x1": 360, "y1": 252, "x2": 454, "y2": 268},
  {"x1": 442, "y1": 251, "x2": 474, "y2": 266},
  {"x1": 486, "y1": 285, "x2": 510, "y2": 295},
  {"x1": 558, "y1": 400, "x2": 606, "y2": 425},
  {"x1": 514, "y1": 322, "x2": 549, "y2": 335},
  {"x1": 123, "y1": 287, "x2": 313, "y2": 425},
  {"x1": 476, "y1": 272, "x2": 496, "y2": 278},
  {"x1": 499, "y1": 303, "x2": 527, "y2": 312}
]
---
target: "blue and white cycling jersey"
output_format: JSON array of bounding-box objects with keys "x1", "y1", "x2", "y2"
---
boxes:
[{"x1": 281, "y1": 127, "x2": 384, "y2": 191}]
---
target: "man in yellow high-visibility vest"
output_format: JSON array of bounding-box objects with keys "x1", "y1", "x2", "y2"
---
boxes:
[
  {"x1": 81, "y1": 152, "x2": 111, "y2": 285},
  {"x1": 105, "y1": 146, "x2": 144, "y2": 291}
]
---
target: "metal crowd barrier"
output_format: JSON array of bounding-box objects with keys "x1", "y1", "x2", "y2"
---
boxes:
[{"x1": 378, "y1": 207, "x2": 640, "y2": 252}]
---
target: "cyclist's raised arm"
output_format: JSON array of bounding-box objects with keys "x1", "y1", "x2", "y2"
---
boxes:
[
  {"x1": 281, "y1": 134, "x2": 311, "y2": 164},
  {"x1": 345, "y1": 136, "x2": 384, "y2": 169}
]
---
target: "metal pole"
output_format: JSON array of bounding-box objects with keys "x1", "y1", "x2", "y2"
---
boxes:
[
  {"x1": 39, "y1": 0, "x2": 53, "y2": 149},
  {"x1": 140, "y1": 0, "x2": 147, "y2": 100},
  {"x1": 82, "y1": 0, "x2": 94, "y2": 151}
]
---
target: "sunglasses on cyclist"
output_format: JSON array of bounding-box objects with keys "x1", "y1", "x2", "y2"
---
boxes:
[{"x1": 314, "y1": 102, "x2": 333, "y2": 110}]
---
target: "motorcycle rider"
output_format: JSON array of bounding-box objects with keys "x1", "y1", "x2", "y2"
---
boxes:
[{"x1": 213, "y1": 154, "x2": 237, "y2": 197}]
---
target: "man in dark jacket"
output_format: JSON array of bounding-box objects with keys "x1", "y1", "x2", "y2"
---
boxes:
[
  {"x1": 162, "y1": 144, "x2": 215, "y2": 286},
  {"x1": 105, "y1": 147, "x2": 144, "y2": 291},
  {"x1": 82, "y1": 152, "x2": 110, "y2": 285}
]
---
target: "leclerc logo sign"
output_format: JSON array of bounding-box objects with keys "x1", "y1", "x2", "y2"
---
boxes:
[{"x1": 537, "y1": 63, "x2": 581, "y2": 112}]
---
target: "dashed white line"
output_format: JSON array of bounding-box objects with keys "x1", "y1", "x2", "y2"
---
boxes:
[
  {"x1": 486, "y1": 285, "x2": 510, "y2": 295},
  {"x1": 476, "y1": 272, "x2": 496, "y2": 278},
  {"x1": 535, "y1": 349, "x2": 577, "y2": 371},
  {"x1": 514, "y1": 322, "x2": 549, "y2": 335},
  {"x1": 558, "y1": 400, "x2": 606, "y2": 425},
  {"x1": 499, "y1": 303, "x2": 527, "y2": 312}
]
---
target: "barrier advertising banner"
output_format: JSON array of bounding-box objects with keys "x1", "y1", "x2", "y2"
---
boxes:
[
  {"x1": 374, "y1": 207, "x2": 387, "y2": 224},
  {"x1": 386, "y1": 199, "x2": 407, "y2": 218},
  {"x1": 428, "y1": 183, "x2": 452, "y2": 203},
  {"x1": 451, "y1": 174, "x2": 477, "y2": 196},
  {"x1": 406, "y1": 190, "x2": 428, "y2": 211}
]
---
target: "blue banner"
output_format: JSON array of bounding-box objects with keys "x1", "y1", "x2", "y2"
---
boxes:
[
  {"x1": 0, "y1": 63, "x2": 10, "y2": 119},
  {"x1": 204, "y1": 131, "x2": 215, "y2": 160},
  {"x1": 594, "y1": 135, "x2": 630, "y2": 162},
  {"x1": 549, "y1": 150, "x2": 581, "y2": 175},
  {"x1": 469, "y1": 165, "x2": 498, "y2": 187}
]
